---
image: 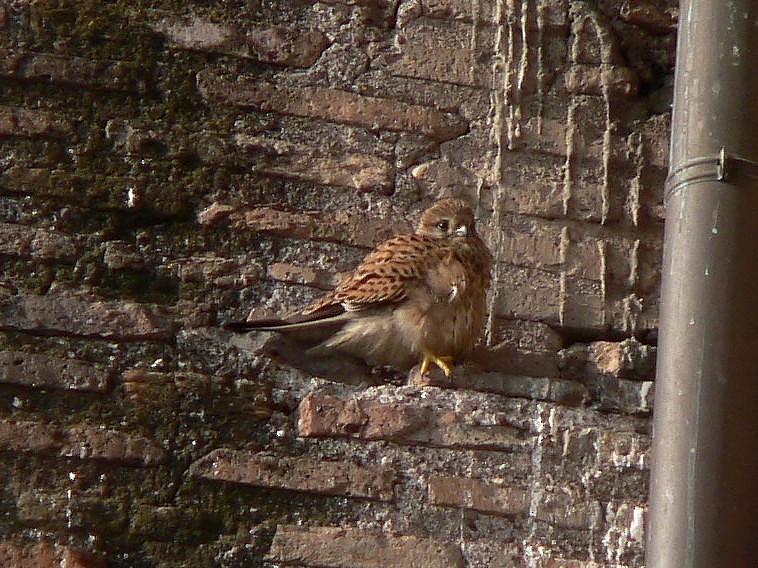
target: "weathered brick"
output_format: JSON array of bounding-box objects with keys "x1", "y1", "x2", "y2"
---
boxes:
[
  {"x1": 473, "y1": 343, "x2": 562, "y2": 380},
  {"x1": 0, "y1": 289, "x2": 174, "y2": 340},
  {"x1": 604, "y1": 501, "x2": 647, "y2": 551},
  {"x1": 534, "y1": 490, "x2": 602, "y2": 529},
  {"x1": 415, "y1": 369, "x2": 588, "y2": 407},
  {"x1": 189, "y1": 448, "x2": 395, "y2": 501},
  {"x1": 619, "y1": 0, "x2": 677, "y2": 32},
  {"x1": 197, "y1": 70, "x2": 467, "y2": 142},
  {"x1": 566, "y1": 65, "x2": 639, "y2": 98},
  {"x1": 492, "y1": 265, "x2": 562, "y2": 322},
  {"x1": 0, "y1": 350, "x2": 111, "y2": 392},
  {"x1": 0, "y1": 49, "x2": 147, "y2": 92},
  {"x1": 587, "y1": 339, "x2": 656, "y2": 380},
  {"x1": 268, "y1": 262, "x2": 340, "y2": 290},
  {"x1": 298, "y1": 390, "x2": 528, "y2": 451},
  {"x1": 102, "y1": 240, "x2": 144, "y2": 270},
  {"x1": 0, "y1": 541, "x2": 103, "y2": 568},
  {"x1": 0, "y1": 419, "x2": 61, "y2": 453},
  {"x1": 461, "y1": 540, "x2": 526, "y2": 568},
  {"x1": 0, "y1": 222, "x2": 77, "y2": 262},
  {"x1": 490, "y1": 318, "x2": 563, "y2": 353},
  {"x1": 355, "y1": 71, "x2": 485, "y2": 115},
  {"x1": 389, "y1": 19, "x2": 494, "y2": 88},
  {"x1": 235, "y1": 134, "x2": 395, "y2": 193},
  {"x1": 154, "y1": 15, "x2": 329, "y2": 67},
  {"x1": 596, "y1": 430, "x2": 651, "y2": 470},
  {"x1": 229, "y1": 204, "x2": 399, "y2": 249},
  {"x1": 60, "y1": 425, "x2": 168, "y2": 466},
  {"x1": 196, "y1": 202, "x2": 235, "y2": 226},
  {"x1": 498, "y1": 153, "x2": 567, "y2": 217},
  {"x1": 0, "y1": 167, "x2": 144, "y2": 211},
  {"x1": 0, "y1": 106, "x2": 73, "y2": 137},
  {"x1": 267, "y1": 525, "x2": 465, "y2": 568},
  {"x1": 428, "y1": 476, "x2": 529, "y2": 517},
  {"x1": 0, "y1": 419, "x2": 166, "y2": 466},
  {"x1": 163, "y1": 254, "x2": 263, "y2": 287}
]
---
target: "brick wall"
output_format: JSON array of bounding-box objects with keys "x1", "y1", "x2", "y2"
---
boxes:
[{"x1": 0, "y1": 1, "x2": 675, "y2": 566}]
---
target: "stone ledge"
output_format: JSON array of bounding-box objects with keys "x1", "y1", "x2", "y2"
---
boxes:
[{"x1": 298, "y1": 388, "x2": 529, "y2": 451}]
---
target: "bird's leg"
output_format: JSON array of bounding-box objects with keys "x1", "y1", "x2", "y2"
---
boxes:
[{"x1": 419, "y1": 351, "x2": 455, "y2": 377}]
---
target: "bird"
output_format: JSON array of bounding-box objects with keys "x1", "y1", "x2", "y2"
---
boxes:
[{"x1": 225, "y1": 198, "x2": 494, "y2": 376}]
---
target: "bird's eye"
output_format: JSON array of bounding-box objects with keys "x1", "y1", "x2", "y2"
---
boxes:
[{"x1": 436, "y1": 219, "x2": 449, "y2": 232}]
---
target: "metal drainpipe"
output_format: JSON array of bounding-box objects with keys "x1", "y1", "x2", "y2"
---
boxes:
[{"x1": 647, "y1": 1, "x2": 758, "y2": 567}]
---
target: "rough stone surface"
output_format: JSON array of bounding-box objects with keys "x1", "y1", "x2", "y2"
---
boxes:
[
  {"x1": 0, "y1": 0, "x2": 673, "y2": 565},
  {"x1": 0, "y1": 350, "x2": 111, "y2": 392},
  {"x1": 0, "y1": 289, "x2": 174, "y2": 340},
  {"x1": 190, "y1": 448, "x2": 395, "y2": 501},
  {"x1": 267, "y1": 525, "x2": 465, "y2": 568}
]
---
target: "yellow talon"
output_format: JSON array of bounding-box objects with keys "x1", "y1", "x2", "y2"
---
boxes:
[{"x1": 420, "y1": 352, "x2": 455, "y2": 377}]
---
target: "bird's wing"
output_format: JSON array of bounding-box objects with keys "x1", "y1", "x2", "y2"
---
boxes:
[
  {"x1": 305, "y1": 233, "x2": 434, "y2": 313},
  {"x1": 227, "y1": 234, "x2": 441, "y2": 333}
]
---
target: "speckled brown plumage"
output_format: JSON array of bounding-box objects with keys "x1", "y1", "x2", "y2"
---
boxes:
[{"x1": 226, "y1": 198, "x2": 494, "y2": 375}]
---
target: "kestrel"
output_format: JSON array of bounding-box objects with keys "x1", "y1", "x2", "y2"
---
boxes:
[{"x1": 226, "y1": 198, "x2": 494, "y2": 376}]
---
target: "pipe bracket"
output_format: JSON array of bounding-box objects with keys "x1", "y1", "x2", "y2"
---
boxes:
[{"x1": 665, "y1": 147, "x2": 758, "y2": 203}]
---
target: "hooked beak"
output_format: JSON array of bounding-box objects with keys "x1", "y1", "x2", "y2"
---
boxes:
[{"x1": 455, "y1": 224, "x2": 468, "y2": 237}]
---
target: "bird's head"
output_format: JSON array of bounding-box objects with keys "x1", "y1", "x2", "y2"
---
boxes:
[{"x1": 417, "y1": 198, "x2": 477, "y2": 240}]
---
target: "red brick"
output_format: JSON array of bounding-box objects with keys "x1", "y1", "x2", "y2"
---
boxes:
[
  {"x1": 428, "y1": 476, "x2": 529, "y2": 517},
  {"x1": 0, "y1": 49, "x2": 147, "y2": 92},
  {"x1": 267, "y1": 525, "x2": 465, "y2": 568},
  {"x1": 0, "y1": 350, "x2": 111, "y2": 392},
  {"x1": 189, "y1": 448, "x2": 395, "y2": 501},
  {"x1": 0, "y1": 288, "x2": 174, "y2": 340},
  {"x1": 154, "y1": 16, "x2": 328, "y2": 67},
  {"x1": 197, "y1": 70, "x2": 467, "y2": 142}
]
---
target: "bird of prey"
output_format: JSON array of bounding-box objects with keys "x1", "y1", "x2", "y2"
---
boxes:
[{"x1": 225, "y1": 198, "x2": 494, "y2": 376}]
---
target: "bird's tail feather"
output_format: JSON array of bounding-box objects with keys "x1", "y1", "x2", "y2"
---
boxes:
[{"x1": 224, "y1": 312, "x2": 351, "y2": 334}]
